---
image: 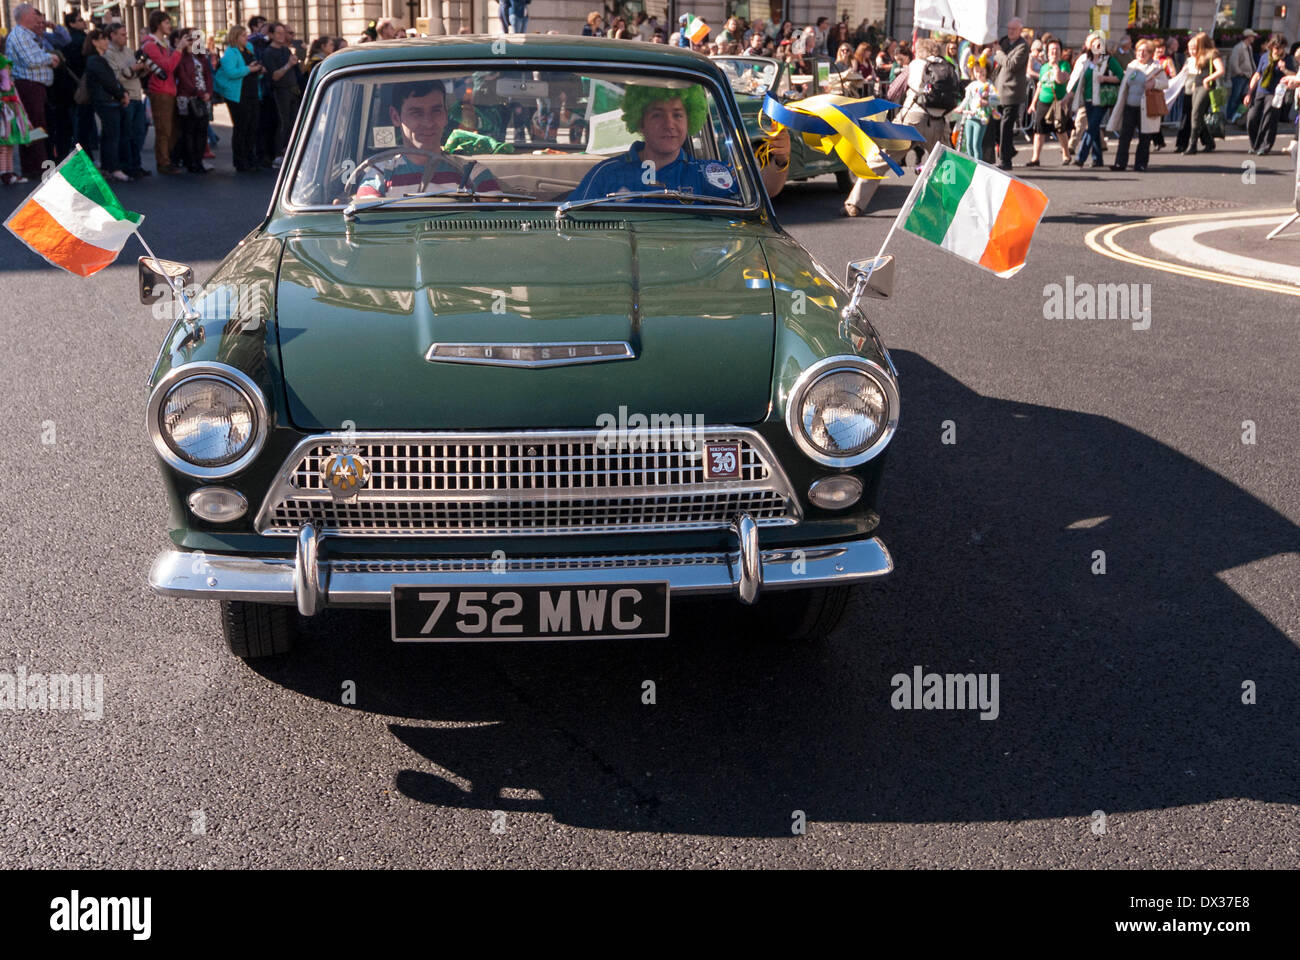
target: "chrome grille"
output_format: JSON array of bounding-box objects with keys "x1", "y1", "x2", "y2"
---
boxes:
[{"x1": 256, "y1": 430, "x2": 799, "y2": 537}]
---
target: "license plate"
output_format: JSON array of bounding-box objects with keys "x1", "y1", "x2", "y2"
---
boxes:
[{"x1": 391, "y1": 583, "x2": 669, "y2": 642}]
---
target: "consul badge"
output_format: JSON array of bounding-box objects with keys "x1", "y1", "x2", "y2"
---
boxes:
[{"x1": 321, "y1": 445, "x2": 371, "y2": 503}]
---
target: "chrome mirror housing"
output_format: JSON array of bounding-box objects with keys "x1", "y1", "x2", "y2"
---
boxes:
[
  {"x1": 846, "y1": 255, "x2": 894, "y2": 300},
  {"x1": 139, "y1": 257, "x2": 194, "y2": 305}
]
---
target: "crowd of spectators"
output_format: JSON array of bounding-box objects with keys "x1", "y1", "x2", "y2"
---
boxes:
[
  {"x1": 575, "y1": 10, "x2": 1296, "y2": 214},
  {"x1": 1, "y1": 4, "x2": 348, "y2": 183},
  {"x1": 1, "y1": 4, "x2": 1296, "y2": 199}
]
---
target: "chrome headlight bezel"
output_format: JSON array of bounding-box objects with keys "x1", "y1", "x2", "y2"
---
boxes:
[
  {"x1": 147, "y1": 362, "x2": 268, "y2": 479},
  {"x1": 784, "y1": 355, "x2": 899, "y2": 468}
]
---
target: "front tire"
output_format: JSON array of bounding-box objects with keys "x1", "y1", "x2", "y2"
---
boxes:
[
  {"x1": 220, "y1": 600, "x2": 297, "y2": 659},
  {"x1": 747, "y1": 586, "x2": 853, "y2": 642}
]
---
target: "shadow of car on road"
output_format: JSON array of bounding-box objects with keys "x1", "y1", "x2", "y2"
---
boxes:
[{"x1": 250, "y1": 350, "x2": 1300, "y2": 836}]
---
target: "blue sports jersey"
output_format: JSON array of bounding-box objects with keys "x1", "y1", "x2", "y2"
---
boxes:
[{"x1": 569, "y1": 141, "x2": 741, "y2": 203}]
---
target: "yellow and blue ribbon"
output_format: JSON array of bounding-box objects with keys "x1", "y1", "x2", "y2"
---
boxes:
[{"x1": 761, "y1": 93, "x2": 922, "y2": 179}]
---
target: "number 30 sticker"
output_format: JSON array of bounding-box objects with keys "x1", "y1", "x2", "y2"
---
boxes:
[{"x1": 703, "y1": 441, "x2": 741, "y2": 480}]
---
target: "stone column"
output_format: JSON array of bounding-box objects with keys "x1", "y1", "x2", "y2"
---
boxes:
[{"x1": 341, "y1": 0, "x2": 384, "y2": 38}]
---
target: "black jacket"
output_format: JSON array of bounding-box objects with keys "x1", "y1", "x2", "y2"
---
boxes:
[
  {"x1": 85, "y1": 54, "x2": 126, "y2": 105},
  {"x1": 63, "y1": 28, "x2": 88, "y2": 75}
]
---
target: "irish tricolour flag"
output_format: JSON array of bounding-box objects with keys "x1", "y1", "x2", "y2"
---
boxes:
[
  {"x1": 4, "y1": 147, "x2": 142, "y2": 277},
  {"x1": 684, "y1": 15, "x2": 710, "y2": 43},
  {"x1": 897, "y1": 145, "x2": 1048, "y2": 278}
]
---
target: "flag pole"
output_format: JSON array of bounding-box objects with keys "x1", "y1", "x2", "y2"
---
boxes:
[
  {"x1": 877, "y1": 140, "x2": 946, "y2": 259},
  {"x1": 843, "y1": 142, "x2": 945, "y2": 320},
  {"x1": 135, "y1": 232, "x2": 200, "y2": 326}
]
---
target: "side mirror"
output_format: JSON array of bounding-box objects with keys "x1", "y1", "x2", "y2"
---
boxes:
[
  {"x1": 138, "y1": 256, "x2": 194, "y2": 304},
  {"x1": 846, "y1": 255, "x2": 894, "y2": 300}
]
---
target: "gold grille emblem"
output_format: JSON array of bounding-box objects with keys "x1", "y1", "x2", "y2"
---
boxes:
[{"x1": 321, "y1": 446, "x2": 370, "y2": 503}]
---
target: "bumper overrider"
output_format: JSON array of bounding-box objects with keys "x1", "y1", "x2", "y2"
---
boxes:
[{"x1": 149, "y1": 516, "x2": 894, "y2": 616}]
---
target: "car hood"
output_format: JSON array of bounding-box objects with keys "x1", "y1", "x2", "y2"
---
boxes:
[{"x1": 274, "y1": 221, "x2": 777, "y2": 430}]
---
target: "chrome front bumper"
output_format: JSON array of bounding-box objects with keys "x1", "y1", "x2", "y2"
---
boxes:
[{"x1": 149, "y1": 517, "x2": 893, "y2": 615}]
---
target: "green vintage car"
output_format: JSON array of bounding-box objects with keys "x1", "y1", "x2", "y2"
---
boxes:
[
  {"x1": 712, "y1": 54, "x2": 855, "y2": 191},
  {"x1": 144, "y1": 35, "x2": 898, "y2": 658}
]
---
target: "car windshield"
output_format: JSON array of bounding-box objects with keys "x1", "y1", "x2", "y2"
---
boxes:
[
  {"x1": 714, "y1": 57, "x2": 781, "y2": 97},
  {"x1": 288, "y1": 66, "x2": 759, "y2": 210}
]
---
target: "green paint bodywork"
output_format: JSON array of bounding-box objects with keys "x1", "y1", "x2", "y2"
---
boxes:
[{"x1": 146, "y1": 36, "x2": 896, "y2": 559}]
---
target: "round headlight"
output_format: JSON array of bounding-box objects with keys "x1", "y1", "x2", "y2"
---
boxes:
[
  {"x1": 148, "y1": 363, "x2": 268, "y2": 479},
  {"x1": 786, "y1": 357, "x2": 898, "y2": 467},
  {"x1": 161, "y1": 378, "x2": 254, "y2": 466},
  {"x1": 799, "y1": 370, "x2": 887, "y2": 457}
]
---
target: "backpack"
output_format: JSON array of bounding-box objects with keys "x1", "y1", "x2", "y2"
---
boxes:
[{"x1": 916, "y1": 56, "x2": 961, "y2": 113}]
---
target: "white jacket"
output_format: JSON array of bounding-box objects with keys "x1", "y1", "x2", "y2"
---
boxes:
[{"x1": 1105, "y1": 61, "x2": 1169, "y2": 135}]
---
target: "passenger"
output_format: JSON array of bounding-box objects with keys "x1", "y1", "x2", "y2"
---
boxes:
[
  {"x1": 568, "y1": 83, "x2": 788, "y2": 201},
  {"x1": 354, "y1": 80, "x2": 502, "y2": 199}
]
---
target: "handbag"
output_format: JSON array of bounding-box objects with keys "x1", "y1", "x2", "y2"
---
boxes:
[
  {"x1": 73, "y1": 71, "x2": 89, "y2": 106},
  {"x1": 1099, "y1": 76, "x2": 1119, "y2": 106},
  {"x1": 1046, "y1": 96, "x2": 1068, "y2": 131},
  {"x1": 1207, "y1": 81, "x2": 1226, "y2": 114},
  {"x1": 1145, "y1": 88, "x2": 1168, "y2": 117},
  {"x1": 1097, "y1": 57, "x2": 1119, "y2": 107},
  {"x1": 886, "y1": 69, "x2": 908, "y2": 106}
]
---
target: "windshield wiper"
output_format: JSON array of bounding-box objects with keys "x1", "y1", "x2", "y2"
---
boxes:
[
  {"x1": 344, "y1": 186, "x2": 538, "y2": 220},
  {"x1": 555, "y1": 189, "x2": 748, "y2": 218}
]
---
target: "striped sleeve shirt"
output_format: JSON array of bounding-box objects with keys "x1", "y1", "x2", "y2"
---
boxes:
[
  {"x1": 8, "y1": 25, "x2": 55, "y2": 86},
  {"x1": 355, "y1": 151, "x2": 502, "y2": 200}
]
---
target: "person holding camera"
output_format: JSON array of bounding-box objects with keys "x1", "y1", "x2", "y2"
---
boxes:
[
  {"x1": 171, "y1": 28, "x2": 211, "y2": 173},
  {"x1": 104, "y1": 22, "x2": 148, "y2": 179},
  {"x1": 140, "y1": 10, "x2": 183, "y2": 174},
  {"x1": 82, "y1": 28, "x2": 129, "y2": 181},
  {"x1": 215, "y1": 24, "x2": 263, "y2": 172}
]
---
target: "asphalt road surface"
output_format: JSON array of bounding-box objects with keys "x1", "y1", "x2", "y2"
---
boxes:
[{"x1": 2, "y1": 125, "x2": 1297, "y2": 868}]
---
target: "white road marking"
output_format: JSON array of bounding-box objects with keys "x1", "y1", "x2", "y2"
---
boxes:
[
  {"x1": 1147, "y1": 215, "x2": 1300, "y2": 285},
  {"x1": 1084, "y1": 207, "x2": 1300, "y2": 296}
]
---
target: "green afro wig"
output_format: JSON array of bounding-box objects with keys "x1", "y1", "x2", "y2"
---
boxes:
[{"x1": 621, "y1": 84, "x2": 708, "y2": 136}]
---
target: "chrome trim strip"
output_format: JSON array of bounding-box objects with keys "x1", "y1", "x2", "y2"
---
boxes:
[
  {"x1": 425, "y1": 341, "x2": 635, "y2": 368},
  {"x1": 277, "y1": 58, "x2": 766, "y2": 217},
  {"x1": 148, "y1": 535, "x2": 894, "y2": 607},
  {"x1": 146, "y1": 362, "x2": 270, "y2": 480},
  {"x1": 784, "y1": 355, "x2": 900, "y2": 469},
  {"x1": 253, "y1": 427, "x2": 802, "y2": 536},
  {"x1": 263, "y1": 483, "x2": 786, "y2": 504}
]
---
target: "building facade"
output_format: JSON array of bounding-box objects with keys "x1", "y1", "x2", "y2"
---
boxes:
[
  {"x1": 886, "y1": 0, "x2": 1298, "y2": 44},
  {"x1": 3, "y1": 1, "x2": 1296, "y2": 51}
]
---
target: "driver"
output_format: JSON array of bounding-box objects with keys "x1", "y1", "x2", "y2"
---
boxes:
[
  {"x1": 567, "y1": 83, "x2": 789, "y2": 201},
  {"x1": 354, "y1": 81, "x2": 503, "y2": 200}
]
